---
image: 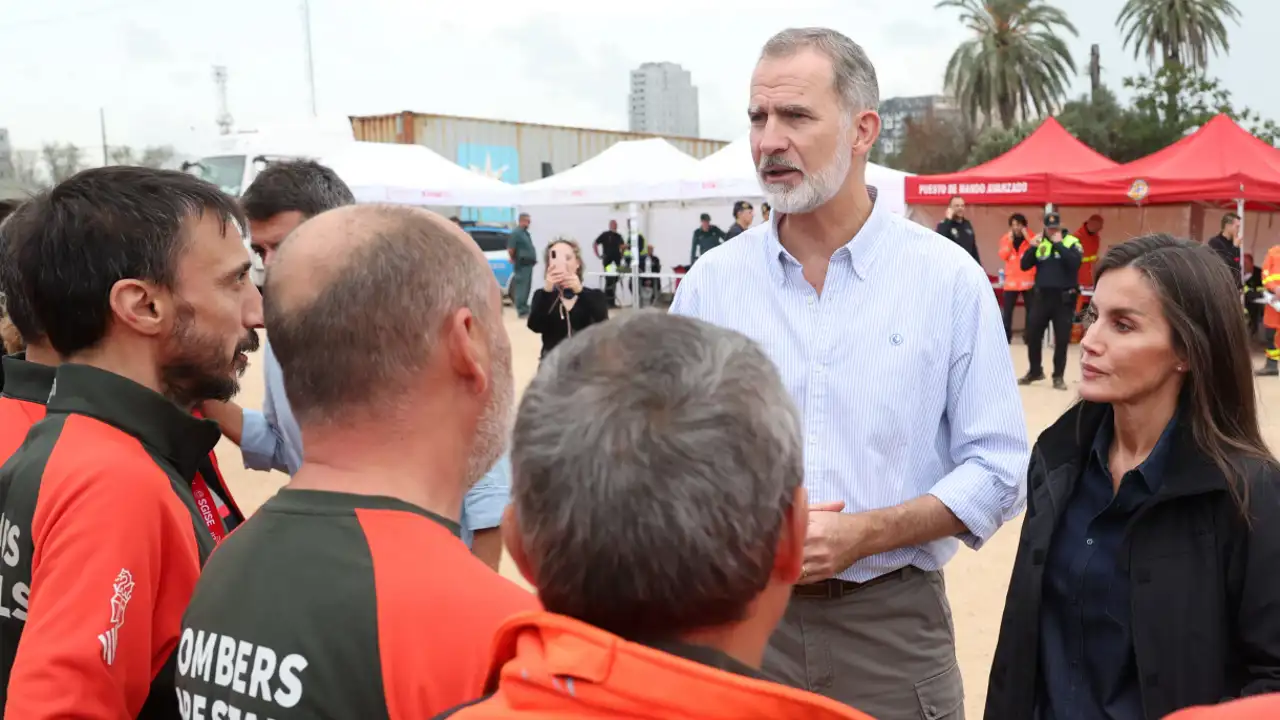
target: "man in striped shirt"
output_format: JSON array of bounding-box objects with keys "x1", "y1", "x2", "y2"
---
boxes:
[{"x1": 670, "y1": 28, "x2": 1028, "y2": 719}]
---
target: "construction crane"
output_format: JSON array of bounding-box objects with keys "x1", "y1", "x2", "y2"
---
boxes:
[{"x1": 213, "y1": 65, "x2": 233, "y2": 136}]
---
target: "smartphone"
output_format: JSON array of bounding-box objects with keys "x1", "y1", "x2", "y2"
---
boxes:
[{"x1": 547, "y1": 248, "x2": 575, "y2": 299}]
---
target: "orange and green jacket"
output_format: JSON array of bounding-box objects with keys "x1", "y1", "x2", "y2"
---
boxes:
[
  {"x1": 1262, "y1": 246, "x2": 1280, "y2": 330},
  {"x1": 1165, "y1": 695, "x2": 1280, "y2": 719},
  {"x1": 0, "y1": 355, "x2": 55, "y2": 464},
  {"x1": 997, "y1": 231, "x2": 1037, "y2": 292},
  {"x1": 436, "y1": 611, "x2": 877, "y2": 720},
  {"x1": 0, "y1": 363, "x2": 224, "y2": 719}
]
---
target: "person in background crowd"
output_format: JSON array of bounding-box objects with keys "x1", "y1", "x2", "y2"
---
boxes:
[
  {"x1": 450, "y1": 215, "x2": 463, "y2": 225},
  {"x1": 762, "y1": 201, "x2": 772, "y2": 222},
  {"x1": 935, "y1": 194, "x2": 981, "y2": 265},
  {"x1": 690, "y1": 212, "x2": 725, "y2": 265},
  {"x1": 439, "y1": 312, "x2": 875, "y2": 720},
  {"x1": 1167, "y1": 695, "x2": 1280, "y2": 719},
  {"x1": 508, "y1": 212, "x2": 538, "y2": 318},
  {"x1": 1020, "y1": 211, "x2": 1083, "y2": 390},
  {"x1": 1256, "y1": 242, "x2": 1280, "y2": 377},
  {"x1": 177, "y1": 205, "x2": 536, "y2": 719},
  {"x1": 1244, "y1": 253, "x2": 1263, "y2": 337},
  {"x1": 593, "y1": 219, "x2": 626, "y2": 305},
  {"x1": 997, "y1": 212, "x2": 1035, "y2": 343},
  {"x1": 724, "y1": 199, "x2": 754, "y2": 240},
  {"x1": 672, "y1": 28, "x2": 1027, "y2": 717},
  {"x1": 0, "y1": 224, "x2": 59, "y2": 463},
  {"x1": 1208, "y1": 212, "x2": 1243, "y2": 285},
  {"x1": 0, "y1": 167, "x2": 261, "y2": 718},
  {"x1": 528, "y1": 238, "x2": 609, "y2": 359},
  {"x1": 1074, "y1": 213, "x2": 1105, "y2": 288},
  {"x1": 987, "y1": 235, "x2": 1280, "y2": 720}
]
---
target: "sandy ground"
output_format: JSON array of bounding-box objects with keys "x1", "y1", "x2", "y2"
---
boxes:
[{"x1": 214, "y1": 307, "x2": 1280, "y2": 717}]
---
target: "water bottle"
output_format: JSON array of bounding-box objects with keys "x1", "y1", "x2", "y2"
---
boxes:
[{"x1": 998, "y1": 268, "x2": 1006, "y2": 287}]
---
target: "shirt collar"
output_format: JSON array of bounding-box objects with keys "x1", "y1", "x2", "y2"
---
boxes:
[
  {"x1": 1089, "y1": 406, "x2": 1179, "y2": 494},
  {"x1": 765, "y1": 184, "x2": 889, "y2": 284},
  {"x1": 46, "y1": 363, "x2": 221, "y2": 482},
  {"x1": 635, "y1": 639, "x2": 767, "y2": 681},
  {"x1": 1, "y1": 354, "x2": 57, "y2": 405},
  {"x1": 267, "y1": 489, "x2": 462, "y2": 537}
]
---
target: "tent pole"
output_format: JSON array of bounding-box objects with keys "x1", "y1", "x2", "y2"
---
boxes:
[
  {"x1": 629, "y1": 202, "x2": 641, "y2": 309},
  {"x1": 1237, "y1": 196, "x2": 1246, "y2": 287}
]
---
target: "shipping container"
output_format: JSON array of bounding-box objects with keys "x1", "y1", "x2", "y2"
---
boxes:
[{"x1": 350, "y1": 111, "x2": 727, "y2": 187}]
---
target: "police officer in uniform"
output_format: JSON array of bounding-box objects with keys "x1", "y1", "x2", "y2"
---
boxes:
[
  {"x1": 690, "y1": 213, "x2": 724, "y2": 265},
  {"x1": 1019, "y1": 211, "x2": 1083, "y2": 390},
  {"x1": 934, "y1": 195, "x2": 980, "y2": 265},
  {"x1": 724, "y1": 200, "x2": 753, "y2": 241}
]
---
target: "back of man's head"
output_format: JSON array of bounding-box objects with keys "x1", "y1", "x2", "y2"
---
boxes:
[
  {"x1": 240, "y1": 160, "x2": 354, "y2": 223},
  {"x1": 5, "y1": 166, "x2": 246, "y2": 359},
  {"x1": 509, "y1": 311, "x2": 805, "y2": 641},
  {"x1": 264, "y1": 204, "x2": 512, "y2": 480},
  {"x1": 0, "y1": 205, "x2": 44, "y2": 349}
]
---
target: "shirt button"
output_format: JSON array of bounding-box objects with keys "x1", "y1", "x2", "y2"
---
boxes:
[
  {"x1": 1086, "y1": 538, "x2": 1094, "y2": 546},
  {"x1": 809, "y1": 437, "x2": 818, "y2": 446},
  {"x1": 807, "y1": 296, "x2": 815, "y2": 306}
]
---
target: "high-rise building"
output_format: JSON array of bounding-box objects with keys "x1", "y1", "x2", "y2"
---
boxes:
[
  {"x1": 877, "y1": 95, "x2": 962, "y2": 157},
  {"x1": 628, "y1": 62, "x2": 700, "y2": 138}
]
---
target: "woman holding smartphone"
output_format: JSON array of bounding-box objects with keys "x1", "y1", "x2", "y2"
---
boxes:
[
  {"x1": 985, "y1": 234, "x2": 1280, "y2": 720},
  {"x1": 528, "y1": 238, "x2": 609, "y2": 359}
]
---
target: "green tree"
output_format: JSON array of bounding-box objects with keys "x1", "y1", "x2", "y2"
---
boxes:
[
  {"x1": 40, "y1": 143, "x2": 84, "y2": 184},
  {"x1": 938, "y1": 0, "x2": 1078, "y2": 129},
  {"x1": 1123, "y1": 64, "x2": 1280, "y2": 146},
  {"x1": 1117, "y1": 0, "x2": 1241, "y2": 123},
  {"x1": 965, "y1": 122, "x2": 1036, "y2": 168},
  {"x1": 886, "y1": 114, "x2": 973, "y2": 174}
]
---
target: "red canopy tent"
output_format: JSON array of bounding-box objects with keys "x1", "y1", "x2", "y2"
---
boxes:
[
  {"x1": 905, "y1": 117, "x2": 1118, "y2": 205},
  {"x1": 1052, "y1": 114, "x2": 1280, "y2": 209}
]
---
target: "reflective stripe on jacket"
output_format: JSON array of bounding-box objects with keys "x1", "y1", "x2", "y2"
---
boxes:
[{"x1": 998, "y1": 231, "x2": 1036, "y2": 291}]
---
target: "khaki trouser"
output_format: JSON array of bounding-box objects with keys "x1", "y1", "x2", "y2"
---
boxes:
[{"x1": 764, "y1": 567, "x2": 964, "y2": 720}]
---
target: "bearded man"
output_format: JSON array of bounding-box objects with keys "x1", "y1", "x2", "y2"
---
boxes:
[
  {"x1": 175, "y1": 204, "x2": 536, "y2": 719},
  {"x1": 0, "y1": 166, "x2": 262, "y2": 718},
  {"x1": 669, "y1": 28, "x2": 1028, "y2": 719}
]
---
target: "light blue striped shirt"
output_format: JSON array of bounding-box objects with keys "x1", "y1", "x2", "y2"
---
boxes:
[{"x1": 670, "y1": 188, "x2": 1029, "y2": 582}]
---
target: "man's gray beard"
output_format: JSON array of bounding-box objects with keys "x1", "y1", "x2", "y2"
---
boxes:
[
  {"x1": 758, "y1": 135, "x2": 854, "y2": 215},
  {"x1": 465, "y1": 331, "x2": 515, "y2": 488}
]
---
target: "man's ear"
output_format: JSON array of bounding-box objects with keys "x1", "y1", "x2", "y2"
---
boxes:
[
  {"x1": 501, "y1": 505, "x2": 537, "y2": 589},
  {"x1": 108, "y1": 279, "x2": 168, "y2": 338},
  {"x1": 776, "y1": 486, "x2": 808, "y2": 584},
  {"x1": 444, "y1": 306, "x2": 489, "y2": 397}
]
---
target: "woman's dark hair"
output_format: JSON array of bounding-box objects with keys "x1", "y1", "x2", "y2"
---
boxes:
[
  {"x1": 1009, "y1": 213, "x2": 1028, "y2": 226},
  {"x1": 1092, "y1": 233, "x2": 1273, "y2": 513}
]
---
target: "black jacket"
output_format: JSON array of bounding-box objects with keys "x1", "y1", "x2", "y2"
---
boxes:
[
  {"x1": 985, "y1": 401, "x2": 1280, "y2": 720},
  {"x1": 935, "y1": 218, "x2": 981, "y2": 265},
  {"x1": 1208, "y1": 234, "x2": 1242, "y2": 288},
  {"x1": 1021, "y1": 234, "x2": 1082, "y2": 291},
  {"x1": 528, "y1": 287, "x2": 610, "y2": 358}
]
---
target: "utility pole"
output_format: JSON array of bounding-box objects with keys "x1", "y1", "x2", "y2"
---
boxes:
[
  {"x1": 1090, "y1": 45, "x2": 1101, "y2": 103},
  {"x1": 301, "y1": 0, "x2": 317, "y2": 116},
  {"x1": 213, "y1": 65, "x2": 234, "y2": 135},
  {"x1": 99, "y1": 107, "x2": 108, "y2": 165}
]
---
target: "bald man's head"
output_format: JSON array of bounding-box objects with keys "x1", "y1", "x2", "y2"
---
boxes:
[{"x1": 264, "y1": 204, "x2": 503, "y2": 427}]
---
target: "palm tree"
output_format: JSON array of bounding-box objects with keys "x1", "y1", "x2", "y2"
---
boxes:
[
  {"x1": 1118, "y1": 0, "x2": 1240, "y2": 71},
  {"x1": 939, "y1": 0, "x2": 1078, "y2": 130}
]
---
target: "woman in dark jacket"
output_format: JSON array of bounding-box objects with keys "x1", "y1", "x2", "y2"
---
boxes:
[
  {"x1": 985, "y1": 234, "x2": 1280, "y2": 720},
  {"x1": 527, "y1": 238, "x2": 609, "y2": 359}
]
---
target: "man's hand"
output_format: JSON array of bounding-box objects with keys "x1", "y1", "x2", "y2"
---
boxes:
[
  {"x1": 945, "y1": 207, "x2": 954, "y2": 221},
  {"x1": 800, "y1": 501, "x2": 869, "y2": 584}
]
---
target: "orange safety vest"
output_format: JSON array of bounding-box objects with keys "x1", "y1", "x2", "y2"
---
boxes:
[
  {"x1": 1263, "y1": 246, "x2": 1280, "y2": 330},
  {"x1": 1075, "y1": 225, "x2": 1102, "y2": 287},
  {"x1": 998, "y1": 231, "x2": 1037, "y2": 291}
]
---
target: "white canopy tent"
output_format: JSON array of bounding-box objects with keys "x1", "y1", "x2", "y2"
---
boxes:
[
  {"x1": 678, "y1": 135, "x2": 913, "y2": 216},
  {"x1": 319, "y1": 142, "x2": 518, "y2": 207},
  {"x1": 517, "y1": 138, "x2": 697, "y2": 206}
]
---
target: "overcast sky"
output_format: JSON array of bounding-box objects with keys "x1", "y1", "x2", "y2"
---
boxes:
[{"x1": 1, "y1": 0, "x2": 1274, "y2": 155}]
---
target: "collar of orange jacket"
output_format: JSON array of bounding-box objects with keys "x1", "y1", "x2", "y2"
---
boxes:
[{"x1": 478, "y1": 611, "x2": 875, "y2": 719}]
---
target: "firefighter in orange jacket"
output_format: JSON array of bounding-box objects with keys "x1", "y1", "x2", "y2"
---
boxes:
[
  {"x1": 997, "y1": 213, "x2": 1036, "y2": 343},
  {"x1": 1257, "y1": 244, "x2": 1280, "y2": 376}
]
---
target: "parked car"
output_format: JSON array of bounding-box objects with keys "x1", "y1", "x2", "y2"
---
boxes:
[{"x1": 462, "y1": 223, "x2": 514, "y2": 303}]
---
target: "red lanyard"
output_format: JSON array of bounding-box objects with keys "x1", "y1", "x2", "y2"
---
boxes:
[{"x1": 190, "y1": 474, "x2": 227, "y2": 543}]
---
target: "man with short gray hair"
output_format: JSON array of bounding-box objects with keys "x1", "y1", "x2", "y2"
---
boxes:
[
  {"x1": 671, "y1": 27, "x2": 1028, "y2": 718},
  {"x1": 438, "y1": 311, "x2": 873, "y2": 720},
  {"x1": 177, "y1": 204, "x2": 536, "y2": 718}
]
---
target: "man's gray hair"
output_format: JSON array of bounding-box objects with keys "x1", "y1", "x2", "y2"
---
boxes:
[
  {"x1": 511, "y1": 311, "x2": 804, "y2": 639},
  {"x1": 266, "y1": 204, "x2": 494, "y2": 426},
  {"x1": 761, "y1": 27, "x2": 880, "y2": 113}
]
